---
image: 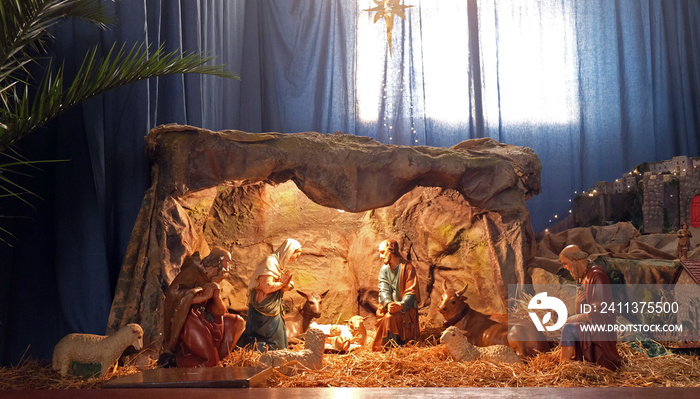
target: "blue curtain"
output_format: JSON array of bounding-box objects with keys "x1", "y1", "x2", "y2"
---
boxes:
[
  {"x1": 0, "y1": 0, "x2": 248, "y2": 365},
  {"x1": 243, "y1": 0, "x2": 700, "y2": 231},
  {"x1": 1, "y1": 0, "x2": 699, "y2": 365}
]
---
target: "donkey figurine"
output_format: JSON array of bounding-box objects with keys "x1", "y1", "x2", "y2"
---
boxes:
[{"x1": 284, "y1": 289, "x2": 329, "y2": 345}]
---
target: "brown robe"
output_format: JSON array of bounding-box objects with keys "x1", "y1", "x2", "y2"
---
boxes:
[
  {"x1": 163, "y1": 253, "x2": 243, "y2": 367},
  {"x1": 372, "y1": 261, "x2": 421, "y2": 351},
  {"x1": 563, "y1": 264, "x2": 622, "y2": 371},
  {"x1": 678, "y1": 228, "x2": 692, "y2": 258}
]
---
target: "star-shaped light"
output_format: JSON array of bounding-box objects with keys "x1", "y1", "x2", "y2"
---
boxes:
[{"x1": 364, "y1": 0, "x2": 413, "y2": 53}]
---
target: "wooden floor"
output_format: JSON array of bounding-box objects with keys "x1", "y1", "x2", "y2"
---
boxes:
[{"x1": 3, "y1": 387, "x2": 700, "y2": 399}]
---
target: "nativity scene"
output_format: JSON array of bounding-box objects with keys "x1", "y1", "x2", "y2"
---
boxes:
[{"x1": 2, "y1": 0, "x2": 700, "y2": 395}]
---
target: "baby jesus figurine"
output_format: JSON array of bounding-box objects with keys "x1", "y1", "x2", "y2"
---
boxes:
[{"x1": 325, "y1": 326, "x2": 351, "y2": 352}]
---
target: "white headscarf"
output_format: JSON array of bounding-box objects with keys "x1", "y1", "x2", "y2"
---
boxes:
[{"x1": 247, "y1": 238, "x2": 302, "y2": 293}]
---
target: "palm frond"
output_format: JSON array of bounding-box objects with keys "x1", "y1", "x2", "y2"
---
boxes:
[
  {"x1": 0, "y1": 0, "x2": 111, "y2": 62},
  {"x1": 0, "y1": 42, "x2": 239, "y2": 149},
  {"x1": 0, "y1": 148, "x2": 63, "y2": 207},
  {"x1": 0, "y1": 0, "x2": 241, "y2": 245},
  {"x1": 0, "y1": 223, "x2": 18, "y2": 246},
  {"x1": 0, "y1": 0, "x2": 111, "y2": 112}
]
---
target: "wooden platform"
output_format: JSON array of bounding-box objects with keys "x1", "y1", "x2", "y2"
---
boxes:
[
  {"x1": 2, "y1": 387, "x2": 700, "y2": 398},
  {"x1": 102, "y1": 366, "x2": 272, "y2": 388}
]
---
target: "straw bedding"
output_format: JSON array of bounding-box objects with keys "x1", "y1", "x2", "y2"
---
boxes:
[{"x1": 2, "y1": 328, "x2": 699, "y2": 390}]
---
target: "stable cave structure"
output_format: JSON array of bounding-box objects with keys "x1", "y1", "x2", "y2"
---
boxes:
[{"x1": 107, "y1": 124, "x2": 542, "y2": 349}]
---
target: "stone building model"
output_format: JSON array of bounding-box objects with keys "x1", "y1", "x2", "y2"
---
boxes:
[
  {"x1": 562, "y1": 156, "x2": 700, "y2": 234},
  {"x1": 643, "y1": 156, "x2": 700, "y2": 233}
]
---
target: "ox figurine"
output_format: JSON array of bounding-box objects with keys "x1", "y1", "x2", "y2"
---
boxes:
[
  {"x1": 346, "y1": 315, "x2": 368, "y2": 346},
  {"x1": 284, "y1": 290, "x2": 329, "y2": 345},
  {"x1": 438, "y1": 281, "x2": 549, "y2": 357}
]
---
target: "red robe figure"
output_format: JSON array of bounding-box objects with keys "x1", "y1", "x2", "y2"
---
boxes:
[
  {"x1": 559, "y1": 244, "x2": 622, "y2": 371},
  {"x1": 163, "y1": 247, "x2": 245, "y2": 367}
]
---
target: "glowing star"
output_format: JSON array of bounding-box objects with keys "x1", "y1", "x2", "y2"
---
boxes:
[{"x1": 364, "y1": 0, "x2": 413, "y2": 53}]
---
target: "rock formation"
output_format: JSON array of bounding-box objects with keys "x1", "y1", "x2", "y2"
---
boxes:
[{"x1": 107, "y1": 124, "x2": 542, "y2": 349}]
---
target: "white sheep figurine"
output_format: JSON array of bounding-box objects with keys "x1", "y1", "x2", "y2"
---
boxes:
[
  {"x1": 440, "y1": 326, "x2": 522, "y2": 364},
  {"x1": 260, "y1": 327, "x2": 324, "y2": 370},
  {"x1": 52, "y1": 323, "x2": 144, "y2": 376}
]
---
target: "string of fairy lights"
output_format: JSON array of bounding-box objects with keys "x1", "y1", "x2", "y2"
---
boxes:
[
  {"x1": 367, "y1": 1, "x2": 694, "y2": 233},
  {"x1": 366, "y1": 0, "x2": 420, "y2": 145},
  {"x1": 542, "y1": 168, "x2": 649, "y2": 233},
  {"x1": 381, "y1": 61, "x2": 420, "y2": 145},
  {"x1": 542, "y1": 191, "x2": 577, "y2": 234}
]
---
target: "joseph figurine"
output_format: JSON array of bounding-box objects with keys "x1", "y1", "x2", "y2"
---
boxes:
[{"x1": 371, "y1": 239, "x2": 421, "y2": 351}]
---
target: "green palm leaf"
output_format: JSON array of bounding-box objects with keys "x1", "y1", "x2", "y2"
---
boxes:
[
  {"x1": 1, "y1": 42, "x2": 239, "y2": 148},
  {"x1": 0, "y1": 0, "x2": 241, "y2": 245},
  {"x1": 0, "y1": 0, "x2": 111, "y2": 107}
]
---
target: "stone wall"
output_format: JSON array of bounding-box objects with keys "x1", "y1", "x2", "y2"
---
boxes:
[
  {"x1": 547, "y1": 160, "x2": 698, "y2": 235},
  {"x1": 680, "y1": 168, "x2": 700, "y2": 226},
  {"x1": 643, "y1": 173, "x2": 665, "y2": 234},
  {"x1": 572, "y1": 191, "x2": 635, "y2": 228},
  {"x1": 664, "y1": 178, "x2": 680, "y2": 231}
]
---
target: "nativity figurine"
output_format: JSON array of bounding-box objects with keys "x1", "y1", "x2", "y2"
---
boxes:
[
  {"x1": 237, "y1": 238, "x2": 302, "y2": 351},
  {"x1": 53, "y1": 323, "x2": 143, "y2": 377},
  {"x1": 678, "y1": 222, "x2": 693, "y2": 260},
  {"x1": 284, "y1": 289, "x2": 329, "y2": 344},
  {"x1": 558, "y1": 244, "x2": 622, "y2": 371},
  {"x1": 371, "y1": 239, "x2": 421, "y2": 351},
  {"x1": 438, "y1": 280, "x2": 548, "y2": 358},
  {"x1": 162, "y1": 247, "x2": 245, "y2": 367}
]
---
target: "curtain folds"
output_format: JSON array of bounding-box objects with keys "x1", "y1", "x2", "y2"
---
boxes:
[
  {"x1": 0, "y1": 0, "x2": 248, "y2": 365},
  {"x1": 1, "y1": 0, "x2": 699, "y2": 365}
]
